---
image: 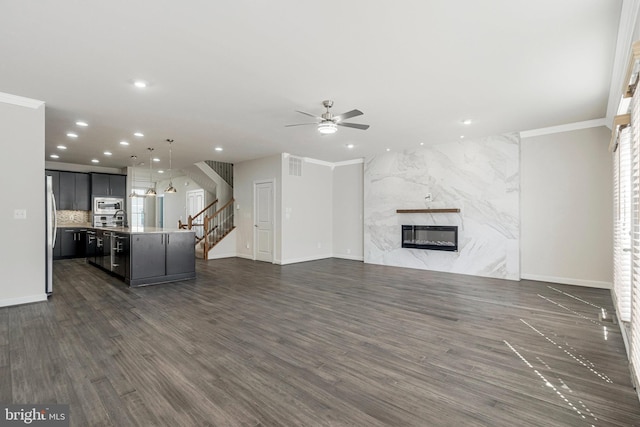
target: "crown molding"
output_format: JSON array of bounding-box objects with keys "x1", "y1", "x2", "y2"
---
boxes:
[
  {"x1": 333, "y1": 158, "x2": 364, "y2": 167},
  {"x1": 519, "y1": 118, "x2": 607, "y2": 138},
  {"x1": 0, "y1": 92, "x2": 44, "y2": 109}
]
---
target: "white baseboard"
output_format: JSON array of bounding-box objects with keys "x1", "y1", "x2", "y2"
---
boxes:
[
  {"x1": 207, "y1": 252, "x2": 237, "y2": 260},
  {"x1": 0, "y1": 293, "x2": 48, "y2": 308},
  {"x1": 236, "y1": 253, "x2": 254, "y2": 261},
  {"x1": 278, "y1": 254, "x2": 333, "y2": 265},
  {"x1": 520, "y1": 273, "x2": 612, "y2": 289},
  {"x1": 333, "y1": 254, "x2": 364, "y2": 261}
]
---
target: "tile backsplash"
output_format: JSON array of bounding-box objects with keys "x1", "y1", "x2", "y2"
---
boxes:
[{"x1": 57, "y1": 210, "x2": 91, "y2": 224}]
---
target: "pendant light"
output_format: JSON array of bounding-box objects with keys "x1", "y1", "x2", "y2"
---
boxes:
[
  {"x1": 164, "y1": 139, "x2": 177, "y2": 194},
  {"x1": 128, "y1": 155, "x2": 138, "y2": 198},
  {"x1": 145, "y1": 147, "x2": 156, "y2": 197}
]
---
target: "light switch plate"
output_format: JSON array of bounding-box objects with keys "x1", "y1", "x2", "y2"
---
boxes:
[{"x1": 14, "y1": 209, "x2": 27, "y2": 219}]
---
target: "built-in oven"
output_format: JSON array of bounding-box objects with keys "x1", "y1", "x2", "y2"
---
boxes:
[
  {"x1": 94, "y1": 197, "x2": 124, "y2": 215},
  {"x1": 93, "y1": 215, "x2": 124, "y2": 228}
]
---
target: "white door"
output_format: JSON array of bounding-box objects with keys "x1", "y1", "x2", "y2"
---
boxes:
[
  {"x1": 186, "y1": 189, "x2": 205, "y2": 238},
  {"x1": 254, "y1": 180, "x2": 274, "y2": 263}
]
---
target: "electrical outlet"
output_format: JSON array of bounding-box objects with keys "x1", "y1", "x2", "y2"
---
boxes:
[
  {"x1": 346, "y1": 248, "x2": 351, "y2": 254},
  {"x1": 246, "y1": 243, "x2": 250, "y2": 249}
]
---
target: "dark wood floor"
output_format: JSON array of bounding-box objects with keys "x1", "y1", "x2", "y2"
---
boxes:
[{"x1": 2, "y1": 258, "x2": 639, "y2": 426}]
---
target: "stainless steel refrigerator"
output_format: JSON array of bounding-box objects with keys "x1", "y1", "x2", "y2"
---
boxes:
[{"x1": 46, "y1": 175, "x2": 57, "y2": 295}]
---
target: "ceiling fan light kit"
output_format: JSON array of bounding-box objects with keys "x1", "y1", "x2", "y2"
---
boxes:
[
  {"x1": 318, "y1": 122, "x2": 338, "y2": 134},
  {"x1": 286, "y1": 100, "x2": 370, "y2": 134}
]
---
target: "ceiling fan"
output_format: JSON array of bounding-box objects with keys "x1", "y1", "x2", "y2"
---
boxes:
[{"x1": 286, "y1": 100, "x2": 370, "y2": 134}]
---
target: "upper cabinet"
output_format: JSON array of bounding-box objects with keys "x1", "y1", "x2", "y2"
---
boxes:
[
  {"x1": 46, "y1": 170, "x2": 90, "y2": 211},
  {"x1": 91, "y1": 173, "x2": 126, "y2": 198},
  {"x1": 59, "y1": 172, "x2": 91, "y2": 210}
]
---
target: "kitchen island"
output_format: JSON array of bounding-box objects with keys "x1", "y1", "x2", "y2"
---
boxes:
[{"x1": 87, "y1": 226, "x2": 196, "y2": 287}]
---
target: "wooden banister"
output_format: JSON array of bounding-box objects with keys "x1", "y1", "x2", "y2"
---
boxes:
[
  {"x1": 192, "y1": 198, "x2": 218, "y2": 221},
  {"x1": 201, "y1": 198, "x2": 235, "y2": 259}
]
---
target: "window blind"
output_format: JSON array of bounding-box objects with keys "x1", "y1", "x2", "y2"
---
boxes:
[
  {"x1": 630, "y1": 88, "x2": 640, "y2": 389},
  {"x1": 614, "y1": 126, "x2": 632, "y2": 322}
]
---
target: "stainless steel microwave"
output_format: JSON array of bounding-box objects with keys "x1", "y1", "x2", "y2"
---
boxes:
[{"x1": 94, "y1": 197, "x2": 124, "y2": 214}]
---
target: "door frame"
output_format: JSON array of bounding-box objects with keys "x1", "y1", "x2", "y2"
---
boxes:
[
  {"x1": 186, "y1": 189, "x2": 205, "y2": 238},
  {"x1": 253, "y1": 178, "x2": 276, "y2": 263}
]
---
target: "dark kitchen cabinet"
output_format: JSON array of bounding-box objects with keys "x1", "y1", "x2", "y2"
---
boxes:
[
  {"x1": 58, "y1": 172, "x2": 90, "y2": 210},
  {"x1": 165, "y1": 232, "x2": 196, "y2": 276},
  {"x1": 91, "y1": 173, "x2": 126, "y2": 198},
  {"x1": 127, "y1": 231, "x2": 195, "y2": 286},
  {"x1": 86, "y1": 230, "x2": 97, "y2": 259},
  {"x1": 56, "y1": 228, "x2": 87, "y2": 259},
  {"x1": 112, "y1": 233, "x2": 130, "y2": 279},
  {"x1": 130, "y1": 234, "x2": 167, "y2": 280}
]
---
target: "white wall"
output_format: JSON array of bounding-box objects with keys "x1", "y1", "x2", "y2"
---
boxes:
[
  {"x1": 0, "y1": 95, "x2": 46, "y2": 307},
  {"x1": 281, "y1": 158, "x2": 333, "y2": 264},
  {"x1": 332, "y1": 161, "x2": 364, "y2": 261},
  {"x1": 234, "y1": 154, "x2": 282, "y2": 260},
  {"x1": 364, "y1": 134, "x2": 520, "y2": 280},
  {"x1": 154, "y1": 174, "x2": 210, "y2": 229},
  {"x1": 521, "y1": 126, "x2": 613, "y2": 288}
]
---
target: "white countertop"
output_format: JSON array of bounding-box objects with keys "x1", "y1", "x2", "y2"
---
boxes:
[{"x1": 56, "y1": 223, "x2": 194, "y2": 234}]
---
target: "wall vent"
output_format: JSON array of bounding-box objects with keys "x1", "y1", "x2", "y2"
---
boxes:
[{"x1": 289, "y1": 156, "x2": 303, "y2": 177}]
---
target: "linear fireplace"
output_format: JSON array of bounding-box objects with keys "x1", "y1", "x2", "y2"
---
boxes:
[{"x1": 402, "y1": 225, "x2": 458, "y2": 251}]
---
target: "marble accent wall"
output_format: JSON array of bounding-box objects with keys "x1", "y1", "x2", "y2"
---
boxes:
[{"x1": 364, "y1": 133, "x2": 520, "y2": 280}]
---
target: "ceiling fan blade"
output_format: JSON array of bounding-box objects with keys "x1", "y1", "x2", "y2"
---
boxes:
[
  {"x1": 333, "y1": 109, "x2": 363, "y2": 122},
  {"x1": 295, "y1": 110, "x2": 323, "y2": 120},
  {"x1": 336, "y1": 122, "x2": 370, "y2": 130},
  {"x1": 285, "y1": 122, "x2": 318, "y2": 127}
]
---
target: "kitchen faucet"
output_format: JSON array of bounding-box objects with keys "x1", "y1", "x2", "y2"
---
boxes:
[{"x1": 113, "y1": 209, "x2": 128, "y2": 228}]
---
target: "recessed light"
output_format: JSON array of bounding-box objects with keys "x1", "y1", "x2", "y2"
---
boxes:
[
  {"x1": 346, "y1": 144, "x2": 354, "y2": 149},
  {"x1": 153, "y1": 157, "x2": 160, "y2": 162},
  {"x1": 75, "y1": 121, "x2": 88, "y2": 127},
  {"x1": 120, "y1": 141, "x2": 129, "y2": 146},
  {"x1": 50, "y1": 154, "x2": 59, "y2": 159},
  {"x1": 158, "y1": 170, "x2": 164, "y2": 174},
  {"x1": 66, "y1": 133, "x2": 78, "y2": 138},
  {"x1": 134, "y1": 80, "x2": 147, "y2": 88},
  {"x1": 462, "y1": 119, "x2": 472, "y2": 125},
  {"x1": 419, "y1": 142, "x2": 425, "y2": 146},
  {"x1": 57, "y1": 145, "x2": 67, "y2": 150},
  {"x1": 91, "y1": 159, "x2": 99, "y2": 163},
  {"x1": 460, "y1": 135, "x2": 465, "y2": 139},
  {"x1": 386, "y1": 148, "x2": 391, "y2": 152},
  {"x1": 214, "y1": 147, "x2": 223, "y2": 152},
  {"x1": 134, "y1": 132, "x2": 144, "y2": 137},
  {"x1": 104, "y1": 151, "x2": 112, "y2": 156}
]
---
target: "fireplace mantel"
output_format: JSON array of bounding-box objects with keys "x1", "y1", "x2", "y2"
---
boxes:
[{"x1": 396, "y1": 208, "x2": 460, "y2": 214}]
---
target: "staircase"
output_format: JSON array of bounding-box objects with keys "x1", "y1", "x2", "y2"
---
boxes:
[
  {"x1": 178, "y1": 160, "x2": 235, "y2": 260},
  {"x1": 179, "y1": 198, "x2": 236, "y2": 260}
]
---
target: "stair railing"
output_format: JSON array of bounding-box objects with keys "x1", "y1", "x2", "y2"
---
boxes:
[
  {"x1": 178, "y1": 198, "x2": 218, "y2": 245},
  {"x1": 202, "y1": 198, "x2": 235, "y2": 257}
]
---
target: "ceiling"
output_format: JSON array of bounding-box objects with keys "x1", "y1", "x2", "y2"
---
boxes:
[{"x1": 0, "y1": 1, "x2": 624, "y2": 171}]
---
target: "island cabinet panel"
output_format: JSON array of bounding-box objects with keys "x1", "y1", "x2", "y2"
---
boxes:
[
  {"x1": 166, "y1": 232, "x2": 196, "y2": 275},
  {"x1": 130, "y1": 234, "x2": 167, "y2": 280}
]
